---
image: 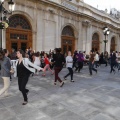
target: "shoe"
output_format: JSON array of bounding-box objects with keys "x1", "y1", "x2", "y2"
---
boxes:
[
  {"x1": 54, "y1": 82, "x2": 56, "y2": 85},
  {"x1": 60, "y1": 82, "x2": 64, "y2": 87},
  {"x1": 42, "y1": 74, "x2": 46, "y2": 76},
  {"x1": 64, "y1": 77, "x2": 67, "y2": 80},
  {"x1": 22, "y1": 101, "x2": 28, "y2": 105},
  {"x1": 71, "y1": 80, "x2": 74, "y2": 82},
  {"x1": 51, "y1": 73, "x2": 54, "y2": 75}
]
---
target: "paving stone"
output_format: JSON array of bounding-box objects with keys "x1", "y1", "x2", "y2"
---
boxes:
[
  {"x1": 0, "y1": 67, "x2": 120, "y2": 120},
  {"x1": 53, "y1": 111, "x2": 88, "y2": 120},
  {"x1": 39, "y1": 103, "x2": 67, "y2": 118},
  {"x1": 8, "y1": 104, "x2": 37, "y2": 116},
  {"x1": 18, "y1": 109, "x2": 51, "y2": 120},
  {"x1": 0, "y1": 102, "x2": 4, "y2": 108},
  {"x1": 90, "y1": 113, "x2": 115, "y2": 120},
  {"x1": 0, "y1": 108, "x2": 16, "y2": 120}
]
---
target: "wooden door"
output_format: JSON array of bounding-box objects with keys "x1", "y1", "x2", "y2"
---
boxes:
[
  {"x1": 6, "y1": 28, "x2": 32, "y2": 53},
  {"x1": 61, "y1": 36, "x2": 75, "y2": 55}
]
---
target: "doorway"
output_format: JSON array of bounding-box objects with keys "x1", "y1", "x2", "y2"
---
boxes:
[
  {"x1": 6, "y1": 14, "x2": 32, "y2": 53},
  {"x1": 61, "y1": 26, "x2": 75, "y2": 55}
]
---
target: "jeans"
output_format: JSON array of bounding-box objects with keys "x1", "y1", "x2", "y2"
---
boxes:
[
  {"x1": 64, "y1": 67, "x2": 73, "y2": 80},
  {"x1": 75, "y1": 61, "x2": 83, "y2": 72},
  {"x1": 89, "y1": 62, "x2": 97, "y2": 75},
  {"x1": 110, "y1": 62, "x2": 115, "y2": 73}
]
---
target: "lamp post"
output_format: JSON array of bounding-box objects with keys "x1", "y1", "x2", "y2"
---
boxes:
[
  {"x1": 0, "y1": 0, "x2": 15, "y2": 51},
  {"x1": 103, "y1": 27, "x2": 110, "y2": 53}
]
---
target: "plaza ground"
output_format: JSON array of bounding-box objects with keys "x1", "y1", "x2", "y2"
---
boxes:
[{"x1": 0, "y1": 65, "x2": 120, "y2": 120}]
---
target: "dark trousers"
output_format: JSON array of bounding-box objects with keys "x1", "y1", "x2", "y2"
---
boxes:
[
  {"x1": 18, "y1": 74, "x2": 29, "y2": 101},
  {"x1": 89, "y1": 62, "x2": 97, "y2": 75},
  {"x1": 54, "y1": 67, "x2": 62, "y2": 83},
  {"x1": 73, "y1": 60, "x2": 77, "y2": 69},
  {"x1": 75, "y1": 61, "x2": 83, "y2": 72},
  {"x1": 94, "y1": 61, "x2": 99, "y2": 68},
  {"x1": 64, "y1": 67, "x2": 73, "y2": 80},
  {"x1": 110, "y1": 62, "x2": 115, "y2": 73}
]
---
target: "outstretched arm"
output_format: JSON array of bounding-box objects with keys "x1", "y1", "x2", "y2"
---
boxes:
[{"x1": 26, "y1": 58, "x2": 43, "y2": 71}]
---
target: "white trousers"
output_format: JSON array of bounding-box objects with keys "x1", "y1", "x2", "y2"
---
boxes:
[{"x1": 0, "y1": 77, "x2": 10, "y2": 96}]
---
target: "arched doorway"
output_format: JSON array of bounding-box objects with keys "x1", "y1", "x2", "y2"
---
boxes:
[
  {"x1": 61, "y1": 26, "x2": 75, "y2": 55},
  {"x1": 110, "y1": 37, "x2": 116, "y2": 52},
  {"x1": 92, "y1": 33, "x2": 100, "y2": 52},
  {"x1": 6, "y1": 14, "x2": 32, "y2": 52}
]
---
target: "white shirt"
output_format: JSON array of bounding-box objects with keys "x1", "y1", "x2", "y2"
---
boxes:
[
  {"x1": 95, "y1": 54, "x2": 99, "y2": 61},
  {"x1": 34, "y1": 57, "x2": 41, "y2": 66},
  {"x1": 66, "y1": 56, "x2": 73, "y2": 68}
]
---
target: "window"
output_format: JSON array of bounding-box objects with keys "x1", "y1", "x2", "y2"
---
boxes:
[
  {"x1": 62, "y1": 26, "x2": 74, "y2": 37},
  {"x1": 10, "y1": 33, "x2": 28, "y2": 40},
  {"x1": 9, "y1": 15, "x2": 31, "y2": 30}
]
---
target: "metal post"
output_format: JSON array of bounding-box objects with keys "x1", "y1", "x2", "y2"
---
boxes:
[
  {"x1": 0, "y1": 29, "x2": 2, "y2": 50},
  {"x1": 0, "y1": 12, "x2": 2, "y2": 51},
  {"x1": 104, "y1": 34, "x2": 106, "y2": 53}
]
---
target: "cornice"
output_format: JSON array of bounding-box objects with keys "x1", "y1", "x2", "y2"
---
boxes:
[{"x1": 13, "y1": 0, "x2": 120, "y2": 31}]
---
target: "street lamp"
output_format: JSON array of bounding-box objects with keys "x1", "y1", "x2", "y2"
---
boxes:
[
  {"x1": 103, "y1": 27, "x2": 110, "y2": 53},
  {"x1": 0, "y1": 0, "x2": 15, "y2": 50}
]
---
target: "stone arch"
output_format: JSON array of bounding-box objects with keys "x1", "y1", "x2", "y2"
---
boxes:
[
  {"x1": 61, "y1": 24, "x2": 77, "y2": 55},
  {"x1": 10, "y1": 11, "x2": 35, "y2": 31},
  {"x1": 92, "y1": 32, "x2": 100, "y2": 52},
  {"x1": 61, "y1": 23, "x2": 78, "y2": 38},
  {"x1": 6, "y1": 13, "x2": 33, "y2": 52}
]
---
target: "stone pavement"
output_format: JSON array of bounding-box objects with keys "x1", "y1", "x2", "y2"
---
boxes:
[{"x1": 0, "y1": 65, "x2": 120, "y2": 120}]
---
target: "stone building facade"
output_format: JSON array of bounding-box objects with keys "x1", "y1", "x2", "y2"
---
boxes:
[{"x1": 2, "y1": 0, "x2": 120, "y2": 54}]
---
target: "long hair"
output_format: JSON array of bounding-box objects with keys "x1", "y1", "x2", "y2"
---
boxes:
[
  {"x1": 0, "y1": 49, "x2": 7, "y2": 60},
  {"x1": 17, "y1": 49, "x2": 25, "y2": 57}
]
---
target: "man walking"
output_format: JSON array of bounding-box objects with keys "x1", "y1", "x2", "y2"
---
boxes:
[{"x1": 89, "y1": 51, "x2": 97, "y2": 75}]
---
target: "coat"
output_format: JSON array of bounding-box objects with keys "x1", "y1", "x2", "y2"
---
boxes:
[
  {"x1": 1, "y1": 56, "x2": 11, "y2": 77},
  {"x1": 12, "y1": 58, "x2": 43, "y2": 77}
]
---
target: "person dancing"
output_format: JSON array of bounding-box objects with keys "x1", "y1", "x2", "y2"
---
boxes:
[
  {"x1": 13, "y1": 50, "x2": 43, "y2": 105},
  {"x1": 64, "y1": 51, "x2": 74, "y2": 82},
  {"x1": 52, "y1": 48, "x2": 65, "y2": 87},
  {"x1": 0, "y1": 49, "x2": 13, "y2": 97},
  {"x1": 42, "y1": 53, "x2": 54, "y2": 76}
]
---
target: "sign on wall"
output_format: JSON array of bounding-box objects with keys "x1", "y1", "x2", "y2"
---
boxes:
[{"x1": 62, "y1": 1, "x2": 78, "y2": 11}]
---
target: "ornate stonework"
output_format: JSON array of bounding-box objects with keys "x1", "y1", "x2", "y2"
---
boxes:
[{"x1": 2, "y1": 0, "x2": 120, "y2": 53}]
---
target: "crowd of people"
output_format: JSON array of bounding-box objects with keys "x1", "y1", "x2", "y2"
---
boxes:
[{"x1": 0, "y1": 47, "x2": 120, "y2": 105}]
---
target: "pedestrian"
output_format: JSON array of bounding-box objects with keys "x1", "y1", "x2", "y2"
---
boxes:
[
  {"x1": 42, "y1": 53, "x2": 54, "y2": 76},
  {"x1": 52, "y1": 48, "x2": 65, "y2": 87},
  {"x1": 110, "y1": 52, "x2": 116, "y2": 74},
  {"x1": 0, "y1": 49, "x2": 13, "y2": 97},
  {"x1": 13, "y1": 50, "x2": 43, "y2": 105},
  {"x1": 89, "y1": 51, "x2": 97, "y2": 75},
  {"x1": 33, "y1": 52, "x2": 41, "y2": 75},
  {"x1": 75, "y1": 51, "x2": 84, "y2": 72},
  {"x1": 94, "y1": 51, "x2": 99, "y2": 68},
  {"x1": 64, "y1": 51, "x2": 74, "y2": 82}
]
